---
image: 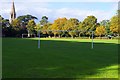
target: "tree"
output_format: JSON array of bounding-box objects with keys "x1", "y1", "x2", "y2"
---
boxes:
[
  {"x1": 78, "y1": 22, "x2": 86, "y2": 37},
  {"x1": 44, "y1": 23, "x2": 52, "y2": 36},
  {"x1": 39, "y1": 16, "x2": 52, "y2": 37},
  {"x1": 118, "y1": 10, "x2": 120, "y2": 35},
  {"x1": 40, "y1": 16, "x2": 48, "y2": 26},
  {"x1": 17, "y1": 14, "x2": 38, "y2": 23},
  {"x1": 80, "y1": 16, "x2": 97, "y2": 37},
  {"x1": 63, "y1": 18, "x2": 79, "y2": 38},
  {"x1": 1, "y1": 19, "x2": 10, "y2": 28},
  {"x1": 63, "y1": 18, "x2": 79, "y2": 30},
  {"x1": 35, "y1": 23, "x2": 41, "y2": 32},
  {"x1": 0, "y1": 15, "x2": 4, "y2": 22},
  {"x1": 110, "y1": 15, "x2": 118, "y2": 36},
  {"x1": 100, "y1": 20, "x2": 110, "y2": 35},
  {"x1": 2, "y1": 19, "x2": 9, "y2": 36},
  {"x1": 26, "y1": 19, "x2": 36, "y2": 37},
  {"x1": 51, "y1": 17, "x2": 67, "y2": 37},
  {"x1": 69, "y1": 30, "x2": 77, "y2": 38},
  {"x1": 41, "y1": 23, "x2": 52, "y2": 35},
  {"x1": 1, "y1": 17, "x2": 16, "y2": 37},
  {"x1": 95, "y1": 26, "x2": 106, "y2": 37},
  {"x1": 11, "y1": 19, "x2": 21, "y2": 31},
  {"x1": 17, "y1": 14, "x2": 38, "y2": 29}
]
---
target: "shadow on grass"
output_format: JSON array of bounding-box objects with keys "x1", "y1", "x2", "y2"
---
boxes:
[{"x1": 2, "y1": 38, "x2": 119, "y2": 80}]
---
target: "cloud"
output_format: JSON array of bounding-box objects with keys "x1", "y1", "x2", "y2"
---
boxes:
[
  {"x1": 0, "y1": 7, "x2": 116, "y2": 22},
  {"x1": 34, "y1": 8, "x2": 52, "y2": 15},
  {"x1": 0, "y1": 0, "x2": 118, "y2": 23},
  {"x1": 0, "y1": 9, "x2": 11, "y2": 14},
  {"x1": 0, "y1": 1, "x2": 49, "y2": 18},
  {"x1": 54, "y1": 8, "x2": 116, "y2": 22}
]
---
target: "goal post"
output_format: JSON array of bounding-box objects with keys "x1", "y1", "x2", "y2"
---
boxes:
[
  {"x1": 38, "y1": 30, "x2": 40, "y2": 48},
  {"x1": 91, "y1": 31, "x2": 94, "y2": 49},
  {"x1": 37, "y1": 30, "x2": 94, "y2": 49}
]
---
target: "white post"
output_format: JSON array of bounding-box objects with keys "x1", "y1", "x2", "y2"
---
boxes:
[
  {"x1": 22, "y1": 34, "x2": 23, "y2": 38},
  {"x1": 92, "y1": 31, "x2": 94, "y2": 49},
  {"x1": 38, "y1": 30, "x2": 40, "y2": 48},
  {"x1": 28, "y1": 30, "x2": 30, "y2": 38}
]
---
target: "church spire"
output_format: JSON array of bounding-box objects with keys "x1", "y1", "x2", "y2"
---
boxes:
[{"x1": 10, "y1": 0, "x2": 16, "y2": 23}]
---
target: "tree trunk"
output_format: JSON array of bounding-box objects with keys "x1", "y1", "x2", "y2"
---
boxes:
[
  {"x1": 89, "y1": 36, "x2": 90, "y2": 39},
  {"x1": 28, "y1": 30, "x2": 30, "y2": 38},
  {"x1": 71, "y1": 36, "x2": 74, "y2": 38},
  {"x1": 99, "y1": 35, "x2": 101, "y2": 39},
  {"x1": 79, "y1": 33, "x2": 81, "y2": 37},
  {"x1": 59, "y1": 35, "x2": 61, "y2": 38},
  {"x1": 54, "y1": 34, "x2": 56, "y2": 38}
]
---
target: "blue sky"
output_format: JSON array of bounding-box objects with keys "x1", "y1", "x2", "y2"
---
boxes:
[{"x1": 0, "y1": 0, "x2": 119, "y2": 23}]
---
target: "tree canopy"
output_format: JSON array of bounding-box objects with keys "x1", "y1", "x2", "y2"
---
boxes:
[{"x1": 1, "y1": 11, "x2": 119, "y2": 38}]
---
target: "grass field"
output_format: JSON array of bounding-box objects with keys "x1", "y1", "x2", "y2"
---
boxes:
[{"x1": 2, "y1": 38, "x2": 119, "y2": 79}]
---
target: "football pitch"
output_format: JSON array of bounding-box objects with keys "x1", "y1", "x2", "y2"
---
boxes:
[{"x1": 2, "y1": 38, "x2": 119, "y2": 79}]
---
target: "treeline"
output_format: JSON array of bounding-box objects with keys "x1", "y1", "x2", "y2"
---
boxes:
[{"x1": 0, "y1": 11, "x2": 119, "y2": 38}]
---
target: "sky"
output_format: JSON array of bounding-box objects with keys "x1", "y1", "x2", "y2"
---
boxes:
[{"x1": 0, "y1": 0, "x2": 119, "y2": 23}]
